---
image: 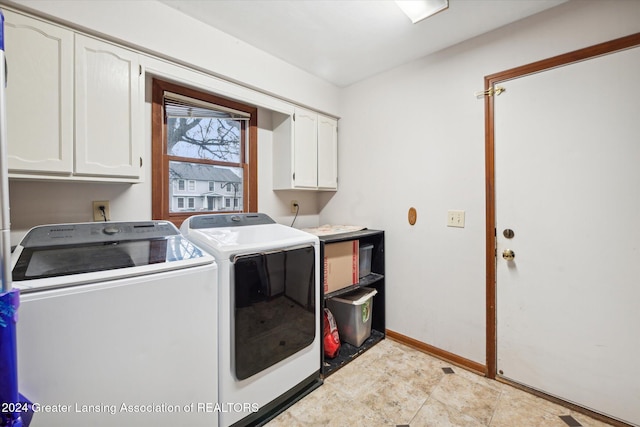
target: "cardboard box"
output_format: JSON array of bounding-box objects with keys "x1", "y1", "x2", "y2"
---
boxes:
[{"x1": 324, "y1": 240, "x2": 359, "y2": 294}]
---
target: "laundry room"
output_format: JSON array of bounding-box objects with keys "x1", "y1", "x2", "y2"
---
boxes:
[{"x1": 1, "y1": 1, "x2": 639, "y2": 426}]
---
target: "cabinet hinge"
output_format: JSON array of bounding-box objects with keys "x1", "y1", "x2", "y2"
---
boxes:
[
  {"x1": 139, "y1": 65, "x2": 142, "y2": 76},
  {"x1": 293, "y1": 172, "x2": 295, "y2": 181},
  {"x1": 140, "y1": 157, "x2": 143, "y2": 168},
  {"x1": 293, "y1": 112, "x2": 295, "y2": 121}
]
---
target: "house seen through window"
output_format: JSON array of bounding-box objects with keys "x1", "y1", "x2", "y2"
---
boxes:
[{"x1": 152, "y1": 79, "x2": 258, "y2": 227}]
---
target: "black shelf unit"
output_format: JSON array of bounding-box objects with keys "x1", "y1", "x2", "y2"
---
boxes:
[{"x1": 320, "y1": 229, "x2": 385, "y2": 377}]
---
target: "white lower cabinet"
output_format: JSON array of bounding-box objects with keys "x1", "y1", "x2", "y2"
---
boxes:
[{"x1": 4, "y1": 9, "x2": 142, "y2": 182}]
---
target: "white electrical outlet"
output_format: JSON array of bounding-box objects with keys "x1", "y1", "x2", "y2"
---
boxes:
[
  {"x1": 93, "y1": 200, "x2": 110, "y2": 222},
  {"x1": 447, "y1": 210, "x2": 465, "y2": 228},
  {"x1": 290, "y1": 200, "x2": 299, "y2": 214}
]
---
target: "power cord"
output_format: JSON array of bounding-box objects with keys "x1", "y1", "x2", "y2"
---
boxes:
[
  {"x1": 99, "y1": 205, "x2": 108, "y2": 222},
  {"x1": 290, "y1": 202, "x2": 299, "y2": 227}
]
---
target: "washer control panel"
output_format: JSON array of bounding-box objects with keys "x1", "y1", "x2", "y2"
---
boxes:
[{"x1": 20, "y1": 221, "x2": 180, "y2": 248}]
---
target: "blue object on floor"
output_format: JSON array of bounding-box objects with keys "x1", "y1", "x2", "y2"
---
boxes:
[{"x1": 0, "y1": 290, "x2": 31, "y2": 427}]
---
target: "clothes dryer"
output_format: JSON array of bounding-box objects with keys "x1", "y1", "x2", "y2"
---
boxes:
[{"x1": 181, "y1": 213, "x2": 321, "y2": 427}]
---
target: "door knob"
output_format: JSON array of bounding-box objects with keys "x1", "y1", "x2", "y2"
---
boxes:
[{"x1": 502, "y1": 249, "x2": 515, "y2": 261}]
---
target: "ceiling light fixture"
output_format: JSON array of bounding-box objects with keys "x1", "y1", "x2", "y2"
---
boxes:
[{"x1": 395, "y1": 0, "x2": 449, "y2": 24}]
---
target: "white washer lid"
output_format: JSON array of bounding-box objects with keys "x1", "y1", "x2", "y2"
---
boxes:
[{"x1": 182, "y1": 219, "x2": 318, "y2": 259}]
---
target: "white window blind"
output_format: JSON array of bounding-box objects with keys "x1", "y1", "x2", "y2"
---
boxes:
[{"x1": 164, "y1": 92, "x2": 250, "y2": 120}]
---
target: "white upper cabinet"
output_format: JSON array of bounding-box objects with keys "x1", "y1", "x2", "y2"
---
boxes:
[
  {"x1": 293, "y1": 108, "x2": 319, "y2": 189},
  {"x1": 273, "y1": 107, "x2": 338, "y2": 191},
  {"x1": 4, "y1": 10, "x2": 142, "y2": 182},
  {"x1": 317, "y1": 114, "x2": 338, "y2": 189},
  {"x1": 4, "y1": 10, "x2": 74, "y2": 174},
  {"x1": 75, "y1": 35, "x2": 141, "y2": 178}
]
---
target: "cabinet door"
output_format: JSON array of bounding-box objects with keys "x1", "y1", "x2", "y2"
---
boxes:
[
  {"x1": 271, "y1": 112, "x2": 296, "y2": 190},
  {"x1": 5, "y1": 11, "x2": 74, "y2": 174},
  {"x1": 317, "y1": 115, "x2": 338, "y2": 189},
  {"x1": 293, "y1": 108, "x2": 318, "y2": 188},
  {"x1": 75, "y1": 35, "x2": 141, "y2": 178}
]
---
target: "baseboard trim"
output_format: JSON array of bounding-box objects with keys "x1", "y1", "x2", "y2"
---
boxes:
[{"x1": 386, "y1": 329, "x2": 486, "y2": 376}]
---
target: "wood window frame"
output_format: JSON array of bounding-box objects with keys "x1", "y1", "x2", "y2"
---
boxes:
[{"x1": 152, "y1": 78, "x2": 258, "y2": 227}]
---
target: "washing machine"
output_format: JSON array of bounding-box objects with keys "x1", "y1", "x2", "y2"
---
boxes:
[
  {"x1": 11, "y1": 221, "x2": 218, "y2": 427},
  {"x1": 181, "y1": 213, "x2": 321, "y2": 427}
]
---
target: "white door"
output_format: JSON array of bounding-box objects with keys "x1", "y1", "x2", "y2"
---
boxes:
[{"x1": 495, "y1": 45, "x2": 640, "y2": 425}]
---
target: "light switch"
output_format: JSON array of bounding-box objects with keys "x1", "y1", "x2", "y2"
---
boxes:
[{"x1": 447, "y1": 210, "x2": 465, "y2": 228}]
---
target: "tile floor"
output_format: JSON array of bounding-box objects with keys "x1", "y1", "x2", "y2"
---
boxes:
[{"x1": 266, "y1": 338, "x2": 614, "y2": 427}]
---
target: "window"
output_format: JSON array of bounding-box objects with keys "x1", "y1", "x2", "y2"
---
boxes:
[
  {"x1": 175, "y1": 197, "x2": 196, "y2": 211},
  {"x1": 152, "y1": 79, "x2": 258, "y2": 227}
]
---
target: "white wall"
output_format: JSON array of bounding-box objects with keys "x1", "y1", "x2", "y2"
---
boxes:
[
  {"x1": 319, "y1": 0, "x2": 640, "y2": 364},
  {"x1": 5, "y1": 0, "x2": 339, "y2": 243}
]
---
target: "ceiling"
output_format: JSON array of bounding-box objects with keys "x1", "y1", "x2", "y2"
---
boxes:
[{"x1": 158, "y1": 0, "x2": 567, "y2": 87}]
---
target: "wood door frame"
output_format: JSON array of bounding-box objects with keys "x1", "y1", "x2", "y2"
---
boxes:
[{"x1": 484, "y1": 32, "x2": 640, "y2": 379}]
